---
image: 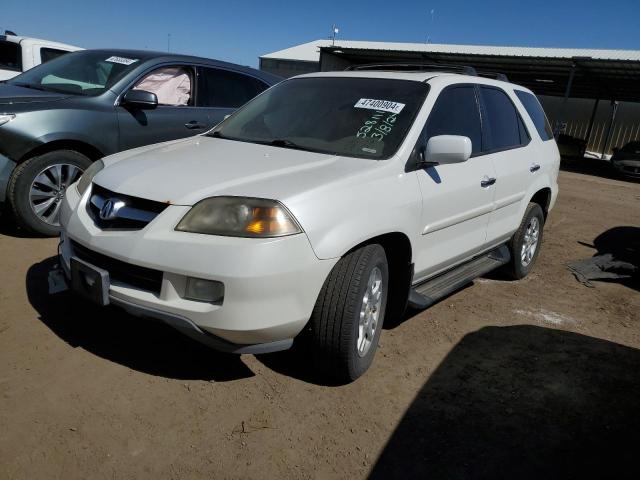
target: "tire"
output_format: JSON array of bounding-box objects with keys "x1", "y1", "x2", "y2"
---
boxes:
[
  {"x1": 310, "y1": 244, "x2": 388, "y2": 383},
  {"x1": 505, "y1": 202, "x2": 545, "y2": 280},
  {"x1": 7, "y1": 150, "x2": 91, "y2": 236}
]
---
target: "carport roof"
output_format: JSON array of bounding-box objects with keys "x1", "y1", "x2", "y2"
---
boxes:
[{"x1": 262, "y1": 40, "x2": 640, "y2": 101}]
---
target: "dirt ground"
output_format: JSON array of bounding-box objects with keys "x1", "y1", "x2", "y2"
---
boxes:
[{"x1": 1, "y1": 167, "x2": 639, "y2": 480}]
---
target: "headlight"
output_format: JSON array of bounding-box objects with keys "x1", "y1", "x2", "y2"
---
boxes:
[
  {"x1": 76, "y1": 160, "x2": 104, "y2": 195},
  {"x1": 0, "y1": 114, "x2": 15, "y2": 127},
  {"x1": 176, "y1": 197, "x2": 302, "y2": 238}
]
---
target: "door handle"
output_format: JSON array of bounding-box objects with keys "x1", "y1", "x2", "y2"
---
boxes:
[
  {"x1": 481, "y1": 176, "x2": 497, "y2": 188},
  {"x1": 185, "y1": 121, "x2": 207, "y2": 130},
  {"x1": 530, "y1": 164, "x2": 541, "y2": 173}
]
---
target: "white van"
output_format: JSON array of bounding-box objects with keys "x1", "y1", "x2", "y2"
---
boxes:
[{"x1": 0, "y1": 31, "x2": 81, "y2": 81}]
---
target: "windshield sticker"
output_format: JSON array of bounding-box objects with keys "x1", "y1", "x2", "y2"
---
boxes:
[
  {"x1": 356, "y1": 110, "x2": 398, "y2": 143},
  {"x1": 354, "y1": 98, "x2": 405, "y2": 114},
  {"x1": 105, "y1": 56, "x2": 138, "y2": 66},
  {"x1": 362, "y1": 147, "x2": 378, "y2": 154}
]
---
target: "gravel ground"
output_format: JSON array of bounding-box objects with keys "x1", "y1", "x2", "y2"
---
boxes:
[{"x1": 1, "y1": 169, "x2": 639, "y2": 479}]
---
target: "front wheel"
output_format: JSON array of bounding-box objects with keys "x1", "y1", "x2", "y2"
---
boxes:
[
  {"x1": 309, "y1": 244, "x2": 388, "y2": 383},
  {"x1": 7, "y1": 150, "x2": 90, "y2": 236},
  {"x1": 505, "y1": 202, "x2": 545, "y2": 280}
]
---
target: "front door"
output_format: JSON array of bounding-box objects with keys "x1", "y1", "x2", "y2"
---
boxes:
[
  {"x1": 413, "y1": 85, "x2": 496, "y2": 281},
  {"x1": 117, "y1": 65, "x2": 214, "y2": 151}
]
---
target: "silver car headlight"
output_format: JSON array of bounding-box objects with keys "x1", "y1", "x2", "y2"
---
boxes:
[
  {"x1": 176, "y1": 196, "x2": 302, "y2": 238},
  {"x1": 76, "y1": 160, "x2": 104, "y2": 195},
  {"x1": 0, "y1": 114, "x2": 15, "y2": 127}
]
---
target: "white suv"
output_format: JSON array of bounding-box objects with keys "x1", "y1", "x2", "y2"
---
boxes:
[
  {"x1": 0, "y1": 32, "x2": 81, "y2": 81},
  {"x1": 58, "y1": 66, "x2": 559, "y2": 382}
]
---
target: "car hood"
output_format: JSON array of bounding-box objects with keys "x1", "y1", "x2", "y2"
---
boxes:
[
  {"x1": 0, "y1": 83, "x2": 72, "y2": 105},
  {"x1": 94, "y1": 136, "x2": 375, "y2": 206}
]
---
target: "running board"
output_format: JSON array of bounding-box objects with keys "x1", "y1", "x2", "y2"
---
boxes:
[{"x1": 408, "y1": 245, "x2": 511, "y2": 309}]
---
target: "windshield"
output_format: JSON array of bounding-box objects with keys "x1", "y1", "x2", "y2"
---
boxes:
[
  {"x1": 210, "y1": 77, "x2": 429, "y2": 159},
  {"x1": 7, "y1": 50, "x2": 143, "y2": 96}
]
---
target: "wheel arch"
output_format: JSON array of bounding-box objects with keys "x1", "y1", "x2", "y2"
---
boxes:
[
  {"x1": 344, "y1": 232, "x2": 414, "y2": 325},
  {"x1": 529, "y1": 187, "x2": 552, "y2": 219},
  {"x1": 19, "y1": 139, "x2": 104, "y2": 164}
]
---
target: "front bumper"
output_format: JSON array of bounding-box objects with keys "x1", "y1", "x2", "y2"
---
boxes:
[
  {"x1": 60, "y1": 185, "x2": 337, "y2": 350},
  {"x1": 612, "y1": 159, "x2": 640, "y2": 178},
  {"x1": 0, "y1": 153, "x2": 17, "y2": 203}
]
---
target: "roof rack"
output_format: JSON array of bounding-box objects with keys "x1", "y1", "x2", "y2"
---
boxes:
[
  {"x1": 345, "y1": 63, "x2": 478, "y2": 76},
  {"x1": 477, "y1": 71, "x2": 510, "y2": 82}
]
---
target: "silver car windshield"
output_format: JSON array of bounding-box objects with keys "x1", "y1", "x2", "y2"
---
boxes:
[{"x1": 211, "y1": 77, "x2": 430, "y2": 159}]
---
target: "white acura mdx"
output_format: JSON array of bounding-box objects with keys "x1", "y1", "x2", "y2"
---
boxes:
[{"x1": 59, "y1": 66, "x2": 559, "y2": 382}]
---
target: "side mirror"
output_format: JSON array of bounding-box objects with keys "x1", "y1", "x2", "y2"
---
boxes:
[
  {"x1": 121, "y1": 90, "x2": 158, "y2": 110},
  {"x1": 423, "y1": 135, "x2": 472, "y2": 165}
]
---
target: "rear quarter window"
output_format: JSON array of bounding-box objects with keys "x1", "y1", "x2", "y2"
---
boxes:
[{"x1": 514, "y1": 90, "x2": 554, "y2": 141}]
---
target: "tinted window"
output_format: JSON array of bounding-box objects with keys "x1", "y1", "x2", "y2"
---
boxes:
[
  {"x1": 481, "y1": 87, "x2": 526, "y2": 151},
  {"x1": 426, "y1": 86, "x2": 482, "y2": 154},
  {"x1": 515, "y1": 90, "x2": 553, "y2": 141},
  {"x1": 212, "y1": 77, "x2": 429, "y2": 159},
  {"x1": 40, "y1": 47, "x2": 69, "y2": 64},
  {"x1": 197, "y1": 68, "x2": 268, "y2": 108},
  {"x1": 0, "y1": 40, "x2": 21, "y2": 71}
]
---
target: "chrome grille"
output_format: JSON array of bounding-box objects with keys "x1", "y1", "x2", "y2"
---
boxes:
[{"x1": 88, "y1": 184, "x2": 168, "y2": 230}]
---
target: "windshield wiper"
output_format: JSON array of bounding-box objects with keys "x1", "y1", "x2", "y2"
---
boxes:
[
  {"x1": 269, "y1": 139, "x2": 308, "y2": 151},
  {"x1": 12, "y1": 82, "x2": 48, "y2": 92}
]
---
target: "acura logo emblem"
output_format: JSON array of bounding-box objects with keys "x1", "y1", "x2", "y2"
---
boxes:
[{"x1": 99, "y1": 199, "x2": 125, "y2": 220}]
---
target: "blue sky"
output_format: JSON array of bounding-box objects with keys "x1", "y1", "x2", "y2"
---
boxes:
[{"x1": 3, "y1": 0, "x2": 640, "y2": 68}]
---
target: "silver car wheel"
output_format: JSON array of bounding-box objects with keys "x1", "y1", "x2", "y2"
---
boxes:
[
  {"x1": 357, "y1": 266, "x2": 383, "y2": 358},
  {"x1": 29, "y1": 163, "x2": 83, "y2": 226},
  {"x1": 520, "y1": 216, "x2": 540, "y2": 267}
]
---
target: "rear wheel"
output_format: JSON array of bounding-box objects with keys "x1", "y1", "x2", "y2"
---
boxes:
[
  {"x1": 505, "y1": 202, "x2": 545, "y2": 279},
  {"x1": 310, "y1": 244, "x2": 388, "y2": 383},
  {"x1": 8, "y1": 150, "x2": 90, "y2": 236}
]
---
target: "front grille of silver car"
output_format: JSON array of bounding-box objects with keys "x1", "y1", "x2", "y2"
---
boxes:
[{"x1": 87, "y1": 184, "x2": 169, "y2": 230}]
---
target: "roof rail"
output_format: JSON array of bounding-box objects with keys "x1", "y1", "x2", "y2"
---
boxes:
[
  {"x1": 477, "y1": 71, "x2": 510, "y2": 82},
  {"x1": 345, "y1": 63, "x2": 478, "y2": 76}
]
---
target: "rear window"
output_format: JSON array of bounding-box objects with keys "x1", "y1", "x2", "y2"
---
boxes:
[
  {"x1": 515, "y1": 90, "x2": 554, "y2": 141},
  {"x1": 480, "y1": 86, "x2": 529, "y2": 152},
  {"x1": 197, "y1": 67, "x2": 269, "y2": 108},
  {"x1": 0, "y1": 40, "x2": 21, "y2": 71}
]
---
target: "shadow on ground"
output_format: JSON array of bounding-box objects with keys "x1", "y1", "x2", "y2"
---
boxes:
[
  {"x1": 370, "y1": 325, "x2": 640, "y2": 480},
  {"x1": 27, "y1": 256, "x2": 254, "y2": 381}
]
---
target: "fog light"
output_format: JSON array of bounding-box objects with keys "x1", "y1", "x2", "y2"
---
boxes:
[{"x1": 185, "y1": 277, "x2": 224, "y2": 304}]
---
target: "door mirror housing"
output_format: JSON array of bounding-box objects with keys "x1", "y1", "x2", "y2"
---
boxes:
[
  {"x1": 121, "y1": 90, "x2": 158, "y2": 110},
  {"x1": 423, "y1": 135, "x2": 472, "y2": 166}
]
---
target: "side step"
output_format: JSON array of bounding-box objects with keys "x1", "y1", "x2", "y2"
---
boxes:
[{"x1": 408, "y1": 245, "x2": 511, "y2": 309}]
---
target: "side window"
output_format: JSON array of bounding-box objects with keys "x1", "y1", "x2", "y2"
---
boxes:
[
  {"x1": 0, "y1": 40, "x2": 21, "y2": 71},
  {"x1": 40, "y1": 48, "x2": 68, "y2": 64},
  {"x1": 480, "y1": 87, "x2": 528, "y2": 151},
  {"x1": 133, "y1": 66, "x2": 193, "y2": 106},
  {"x1": 196, "y1": 67, "x2": 268, "y2": 108},
  {"x1": 425, "y1": 86, "x2": 482, "y2": 154},
  {"x1": 514, "y1": 90, "x2": 554, "y2": 141}
]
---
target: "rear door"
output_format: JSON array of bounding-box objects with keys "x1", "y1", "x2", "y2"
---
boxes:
[
  {"x1": 412, "y1": 84, "x2": 497, "y2": 280},
  {"x1": 116, "y1": 64, "x2": 212, "y2": 151},
  {"x1": 478, "y1": 86, "x2": 532, "y2": 245},
  {"x1": 195, "y1": 66, "x2": 270, "y2": 125}
]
